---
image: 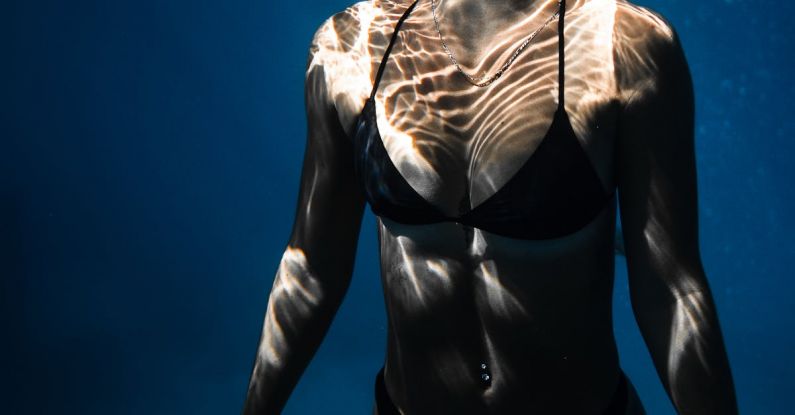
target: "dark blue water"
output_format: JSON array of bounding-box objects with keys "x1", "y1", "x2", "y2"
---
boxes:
[{"x1": 3, "y1": 0, "x2": 793, "y2": 413}]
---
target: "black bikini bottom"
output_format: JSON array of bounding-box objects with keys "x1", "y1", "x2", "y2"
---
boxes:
[{"x1": 373, "y1": 366, "x2": 629, "y2": 415}]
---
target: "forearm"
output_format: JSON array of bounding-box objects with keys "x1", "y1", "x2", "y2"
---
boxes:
[
  {"x1": 633, "y1": 284, "x2": 737, "y2": 414},
  {"x1": 243, "y1": 247, "x2": 351, "y2": 414}
]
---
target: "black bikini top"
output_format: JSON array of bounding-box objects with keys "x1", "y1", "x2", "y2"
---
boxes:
[{"x1": 352, "y1": 0, "x2": 615, "y2": 240}]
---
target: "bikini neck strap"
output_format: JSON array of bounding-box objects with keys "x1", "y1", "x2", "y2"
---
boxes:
[
  {"x1": 370, "y1": 0, "x2": 420, "y2": 101},
  {"x1": 558, "y1": 0, "x2": 566, "y2": 108},
  {"x1": 369, "y1": 0, "x2": 565, "y2": 103}
]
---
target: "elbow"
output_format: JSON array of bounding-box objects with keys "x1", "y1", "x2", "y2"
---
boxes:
[
  {"x1": 627, "y1": 256, "x2": 721, "y2": 357},
  {"x1": 270, "y1": 245, "x2": 355, "y2": 320},
  {"x1": 625, "y1": 222, "x2": 710, "y2": 310},
  {"x1": 270, "y1": 246, "x2": 351, "y2": 311},
  {"x1": 626, "y1": 245, "x2": 718, "y2": 340}
]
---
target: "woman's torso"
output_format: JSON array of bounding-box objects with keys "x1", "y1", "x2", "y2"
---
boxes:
[{"x1": 311, "y1": 0, "x2": 658, "y2": 412}]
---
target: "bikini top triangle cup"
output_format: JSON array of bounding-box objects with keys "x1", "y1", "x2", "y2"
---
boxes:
[{"x1": 352, "y1": 0, "x2": 615, "y2": 240}]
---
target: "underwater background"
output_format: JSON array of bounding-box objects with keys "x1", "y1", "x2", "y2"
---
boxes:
[{"x1": 3, "y1": 0, "x2": 793, "y2": 413}]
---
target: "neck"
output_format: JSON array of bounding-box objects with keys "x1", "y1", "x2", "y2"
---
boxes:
[
  {"x1": 433, "y1": 0, "x2": 566, "y2": 32},
  {"x1": 433, "y1": 0, "x2": 571, "y2": 24},
  {"x1": 436, "y1": 0, "x2": 561, "y2": 12},
  {"x1": 427, "y1": 0, "x2": 571, "y2": 64}
]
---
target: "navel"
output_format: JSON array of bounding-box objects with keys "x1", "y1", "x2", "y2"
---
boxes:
[{"x1": 479, "y1": 362, "x2": 492, "y2": 388}]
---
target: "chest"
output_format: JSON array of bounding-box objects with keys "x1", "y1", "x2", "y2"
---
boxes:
[{"x1": 335, "y1": 6, "x2": 621, "y2": 217}]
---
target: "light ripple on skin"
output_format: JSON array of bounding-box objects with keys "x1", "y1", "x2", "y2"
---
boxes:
[{"x1": 257, "y1": 247, "x2": 322, "y2": 369}]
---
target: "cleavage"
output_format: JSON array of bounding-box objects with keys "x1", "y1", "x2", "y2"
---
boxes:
[{"x1": 371, "y1": 86, "x2": 564, "y2": 216}]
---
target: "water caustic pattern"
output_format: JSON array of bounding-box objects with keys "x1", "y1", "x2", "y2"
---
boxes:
[
  {"x1": 352, "y1": 0, "x2": 615, "y2": 241},
  {"x1": 257, "y1": 248, "x2": 322, "y2": 370},
  {"x1": 245, "y1": 0, "x2": 737, "y2": 414},
  {"x1": 308, "y1": 0, "x2": 669, "y2": 214}
]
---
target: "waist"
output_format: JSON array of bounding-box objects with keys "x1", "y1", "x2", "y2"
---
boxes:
[{"x1": 375, "y1": 350, "x2": 628, "y2": 414}]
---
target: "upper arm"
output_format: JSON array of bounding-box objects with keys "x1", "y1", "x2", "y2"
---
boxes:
[
  {"x1": 615, "y1": 7, "x2": 706, "y2": 307},
  {"x1": 285, "y1": 16, "x2": 367, "y2": 294}
]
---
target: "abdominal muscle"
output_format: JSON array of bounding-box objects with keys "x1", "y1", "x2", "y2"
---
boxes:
[{"x1": 374, "y1": 196, "x2": 626, "y2": 414}]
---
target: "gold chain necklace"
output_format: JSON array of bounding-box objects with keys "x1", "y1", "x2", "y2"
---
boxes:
[{"x1": 430, "y1": 0, "x2": 561, "y2": 87}]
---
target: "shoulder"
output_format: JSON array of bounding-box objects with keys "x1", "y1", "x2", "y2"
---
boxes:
[
  {"x1": 613, "y1": 0, "x2": 676, "y2": 43},
  {"x1": 303, "y1": 1, "x2": 379, "y2": 119},
  {"x1": 612, "y1": 0, "x2": 689, "y2": 103},
  {"x1": 305, "y1": 0, "x2": 415, "y2": 73},
  {"x1": 306, "y1": 1, "x2": 373, "y2": 74},
  {"x1": 304, "y1": 1, "x2": 417, "y2": 128}
]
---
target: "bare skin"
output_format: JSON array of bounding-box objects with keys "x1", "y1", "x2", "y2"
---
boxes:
[{"x1": 242, "y1": 0, "x2": 738, "y2": 414}]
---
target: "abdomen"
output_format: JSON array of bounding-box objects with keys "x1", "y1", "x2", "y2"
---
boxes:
[{"x1": 375, "y1": 199, "x2": 623, "y2": 413}]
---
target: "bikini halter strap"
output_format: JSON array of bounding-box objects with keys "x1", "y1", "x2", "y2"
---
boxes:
[{"x1": 370, "y1": 0, "x2": 420, "y2": 100}]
